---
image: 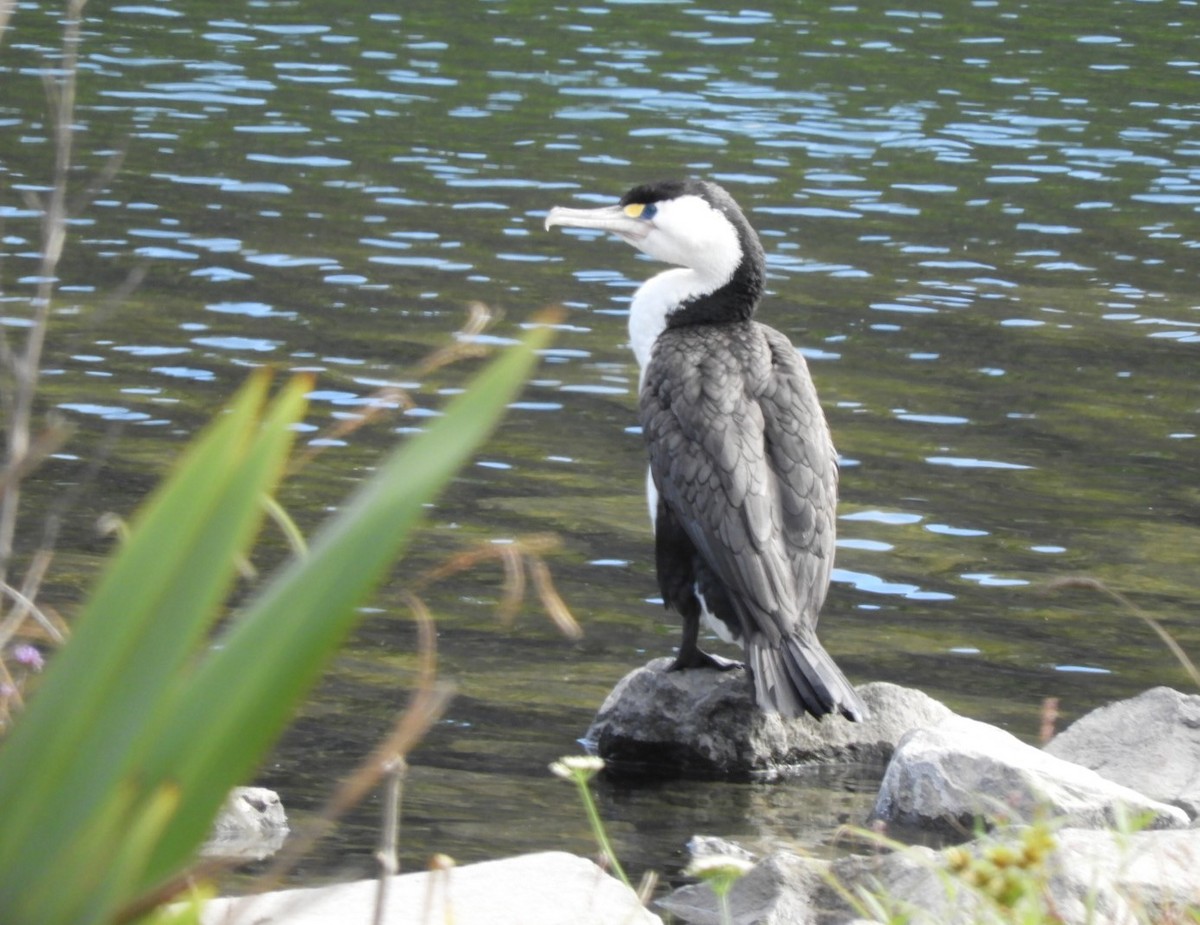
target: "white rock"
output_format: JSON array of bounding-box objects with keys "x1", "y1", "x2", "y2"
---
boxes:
[
  {"x1": 1046, "y1": 686, "x2": 1200, "y2": 818},
  {"x1": 200, "y1": 851, "x2": 661, "y2": 925},
  {"x1": 202, "y1": 786, "x2": 288, "y2": 861},
  {"x1": 872, "y1": 714, "x2": 1188, "y2": 833},
  {"x1": 1048, "y1": 828, "x2": 1200, "y2": 924}
]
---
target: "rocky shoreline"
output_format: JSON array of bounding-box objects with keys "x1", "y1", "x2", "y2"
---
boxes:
[
  {"x1": 203, "y1": 670, "x2": 1200, "y2": 924},
  {"x1": 596, "y1": 663, "x2": 1200, "y2": 923}
]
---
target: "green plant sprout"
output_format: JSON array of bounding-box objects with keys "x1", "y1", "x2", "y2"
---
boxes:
[
  {"x1": 685, "y1": 854, "x2": 754, "y2": 925},
  {"x1": 549, "y1": 755, "x2": 632, "y2": 890}
]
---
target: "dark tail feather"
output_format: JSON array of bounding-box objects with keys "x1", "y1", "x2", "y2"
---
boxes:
[{"x1": 749, "y1": 635, "x2": 868, "y2": 722}]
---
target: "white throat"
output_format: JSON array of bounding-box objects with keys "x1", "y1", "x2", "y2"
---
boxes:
[
  {"x1": 628, "y1": 269, "x2": 701, "y2": 376},
  {"x1": 627, "y1": 258, "x2": 741, "y2": 380}
]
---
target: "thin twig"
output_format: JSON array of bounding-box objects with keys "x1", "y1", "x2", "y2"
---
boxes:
[
  {"x1": 0, "y1": 0, "x2": 87, "y2": 592},
  {"x1": 69, "y1": 141, "x2": 128, "y2": 217},
  {"x1": 0, "y1": 419, "x2": 73, "y2": 496},
  {"x1": 287, "y1": 302, "x2": 497, "y2": 477},
  {"x1": 237, "y1": 593, "x2": 453, "y2": 901},
  {"x1": 372, "y1": 757, "x2": 407, "y2": 925},
  {"x1": 286, "y1": 386, "x2": 413, "y2": 476},
  {"x1": 0, "y1": 581, "x2": 64, "y2": 649},
  {"x1": 1, "y1": 418, "x2": 119, "y2": 650},
  {"x1": 0, "y1": 0, "x2": 16, "y2": 46},
  {"x1": 412, "y1": 533, "x2": 579, "y2": 637},
  {"x1": 413, "y1": 302, "x2": 499, "y2": 376}
]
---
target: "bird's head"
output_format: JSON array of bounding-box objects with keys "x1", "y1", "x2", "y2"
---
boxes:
[{"x1": 545, "y1": 179, "x2": 762, "y2": 289}]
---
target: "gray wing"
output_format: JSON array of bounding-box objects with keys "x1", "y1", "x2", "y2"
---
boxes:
[{"x1": 639, "y1": 322, "x2": 838, "y2": 644}]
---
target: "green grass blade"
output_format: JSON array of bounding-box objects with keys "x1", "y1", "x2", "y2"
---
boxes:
[
  {"x1": 0, "y1": 373, "x2": 309, "y2": 922},
  {"x1": 136, "y1": 324, "x2": 550, "y2": 889},
  {"x1": 0, "y1": 318, "x2": 551, "y2": 923}
]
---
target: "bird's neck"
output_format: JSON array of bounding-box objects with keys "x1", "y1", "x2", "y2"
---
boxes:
[
  {"x1": 627, "y1": 250, "x2": 764, "y2": 373},
  {"x1": 669, "y1": 252, "x2": 764, "y2": 329}
]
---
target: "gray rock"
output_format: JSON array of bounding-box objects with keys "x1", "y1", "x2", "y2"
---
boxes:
[
  {"x1": 200, "y1": 851, "x2": 661, "y2": 925},
  {"x1": 686, "y1": 834, "x2": 757, "y2": 864},
  {"x1": 660, "y1": 845, "x2": 977, "y2": 925},
  {"x1": 872, "y1": 714, "x2": 1188, "y2": 835},
  {"x1": 586, "y1": 658, "x2": 952, "y2": 779},
  {"x1": 828, "y1": 847, "x2": 983, "y2": 925},
  {"x1": 663, "y1": 828, "x2": 1200, "y2": 925},
  {"x1": 201, "y1": 786, "x2": 288, "y2": 861},
  {"x1": 1046, "y1": 686, "x2": 1200, "y2": 819},
  {"x1": 659, "y1": 851, "x2": 832, "y2": 925}
]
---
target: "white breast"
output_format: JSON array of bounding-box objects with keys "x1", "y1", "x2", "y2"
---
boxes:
[{"x1": 627, "y1": 268, "x2": 698, "y2": 378}]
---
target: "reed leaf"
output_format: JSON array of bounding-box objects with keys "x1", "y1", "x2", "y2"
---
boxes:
[{"x1": 0, "y1": 320, "x2": 550, "y2": 925}]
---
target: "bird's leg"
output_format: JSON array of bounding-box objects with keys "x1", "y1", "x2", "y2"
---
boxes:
[{"x1": 668, "y1": 612, "x2": 742, "y2": 672}]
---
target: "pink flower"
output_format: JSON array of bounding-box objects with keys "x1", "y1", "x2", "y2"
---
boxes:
[{"x1": 12, "y1": 644, "x2": 43, "y2": 672}]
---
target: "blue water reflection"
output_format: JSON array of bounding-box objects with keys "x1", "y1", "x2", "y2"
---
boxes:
[{"x1": 2, "y1": 0, "x2": 1198, "y2": 887}]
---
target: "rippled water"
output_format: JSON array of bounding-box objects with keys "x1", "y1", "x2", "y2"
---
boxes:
[{"x1": 2, "y1": 0, "x2": 1198, "y2": 890}]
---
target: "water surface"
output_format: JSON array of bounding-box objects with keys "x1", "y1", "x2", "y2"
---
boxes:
[{"x1": 2, "y1": 0, "x2": 1197, "y2": 890}]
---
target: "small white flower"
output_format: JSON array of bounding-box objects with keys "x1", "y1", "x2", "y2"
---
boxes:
[
  {"x1": 685, "y1": 854, "x2": 754, "y2": 891},
  {"x1": 549, "y1": 754, "x2": 605, "y2": 780}
]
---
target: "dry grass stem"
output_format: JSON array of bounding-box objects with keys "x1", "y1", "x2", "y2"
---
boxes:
[
  {"x1": 496, "y1": 543, "x2": 527, "y2": 625},
  {"x1": 414, "y1": 533, "x2": 578, "y2": 637},
  {"x1": 371, "y1": 757, "x2": 407, "y2": 925},
  {"x1": 2, "y1": 8, "x2": 569, "y2": 921},
  {"x1": 636, "y1": 870, "x2": 659, "y2": 906},
  {"x1": 0, "y1": 581, "x2": 63, "y2": 650},
  {"x1": 1044, "y1": 576, "x2": 1200, "y2": 688},
  {"x1": 0, "y1": 420, "x2": 73, "y2": 496},
  {"x1": 529, "y1": 555, "x2": 582, "y2": 640},
  {"x1": 1039, "y1": 696, "x2": 1059, "y2": 745},
  {"x1": 260, "y1": 495, "x2": 307, "y2": 561},
  {"x1": 291, "y1": 304, "x2": 506, "y2": 474},
  {"x1": 286, "y1": 303, "x2": 509, "y2": 476},
  {"x1": 414, "y1": 302, "x2": 500, "y2": 376},
  {"x1": 241, "y1": 592, "x2": 453, "y2": 905},
  {"x1": 420, "y1": 854, "x2": 456, "y2": 924},
  {"x1": 288, "y1": 386, "x2": 414, "y2": 475},
  {"x1": 120, "y1": 592, "x2": 455, "y2": 925},
  {"x1": 0, "y1": 0, "x2": 15, "y2": 44},
  {"x1": 0, "y1": 0, "x2": 87, "y2": 636}
]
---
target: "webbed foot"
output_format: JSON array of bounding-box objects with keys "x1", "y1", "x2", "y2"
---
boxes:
[{"x1": 668, "y1": 649, "x2": 743, "y2": 672}]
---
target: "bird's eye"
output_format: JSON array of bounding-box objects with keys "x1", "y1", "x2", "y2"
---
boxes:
[{"x1": 623, "y1": 202, "x2": 658, "y2": 220}]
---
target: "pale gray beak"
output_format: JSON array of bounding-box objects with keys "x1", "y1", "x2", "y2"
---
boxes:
[{"x1": 544, "y1": 204, "x2": 650, "y2": 243}]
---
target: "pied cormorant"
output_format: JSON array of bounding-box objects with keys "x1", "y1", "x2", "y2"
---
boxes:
[{"x1": 545, "y1": 178, "x2": 866, "y2": 722}]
